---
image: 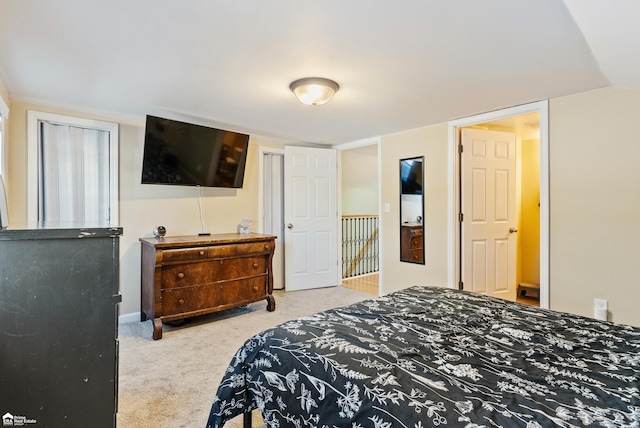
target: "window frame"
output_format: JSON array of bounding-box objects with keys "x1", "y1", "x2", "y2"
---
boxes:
[
  {"x1": 0, "y1": 95, "x2": 9, "y2": 177},
  {"x1": 27, "y1": 110, "x2": 119, "y2": 224}
]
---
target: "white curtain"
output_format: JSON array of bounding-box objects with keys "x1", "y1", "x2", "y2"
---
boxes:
[{"x1": 39, "y1": 121, "x2": 110, "y2": 223}]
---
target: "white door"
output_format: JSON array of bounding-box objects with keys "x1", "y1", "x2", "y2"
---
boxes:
[
  {"x1": 461, "y1": 128, "x2": 517, "y2": 300},
  {"x1": 284, "y1": 146, "x2": 338, "y2": 291}
]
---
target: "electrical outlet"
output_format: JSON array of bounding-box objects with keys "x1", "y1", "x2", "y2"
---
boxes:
[{"x1": 594, "y1": 298, "x2": 608, "y2": 321}]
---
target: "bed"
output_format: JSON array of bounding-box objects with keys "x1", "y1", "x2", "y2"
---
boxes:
[{"x1": 207, "y1": 286, "x2": 640, "y2": 427}]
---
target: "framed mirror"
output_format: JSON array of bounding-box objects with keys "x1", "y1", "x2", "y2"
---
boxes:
[{"x1": 399, "y1": 156, "x2": 424, "y2": 264}]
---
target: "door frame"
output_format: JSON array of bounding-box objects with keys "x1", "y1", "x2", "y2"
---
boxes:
[{"x1": 447, "y1": 100, "x2": 549, "y2": 309}]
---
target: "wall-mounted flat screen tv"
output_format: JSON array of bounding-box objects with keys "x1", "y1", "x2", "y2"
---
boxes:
[
  {"x1": 400, "y1": 157, "x2": 423, "y2": 195},
  {"x1": 141, "y1": 115, "x2": 250, "y2": 188}
]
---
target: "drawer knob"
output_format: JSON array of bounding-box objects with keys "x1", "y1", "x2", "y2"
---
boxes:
[
  {"x1": 199, "y1": 250, "x2": 205, "y2": 256},
  {"x1": 253, "y1": 286, "x2": 259, "y2": 291},
  {"x1": 253, "y1": 263, "x2": 259, "y2": 268},
  {"x1": 178, "y1": 299, "x2": 185, "y2": 305},
  {"x1": 264, "y1": 244, "x2": 270, "y2": 250},
  {"x1": 177, "y1": 272, "x2": 185, "y2": 279}
]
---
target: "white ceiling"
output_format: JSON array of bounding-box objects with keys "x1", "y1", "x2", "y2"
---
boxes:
[{"x1": 0, "y1": 1, "x2": 638, "y2": 146}]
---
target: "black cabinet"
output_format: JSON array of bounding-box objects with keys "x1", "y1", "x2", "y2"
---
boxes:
[{"x1": 0, "y1": 226, "x2": 122, "y2": 428}]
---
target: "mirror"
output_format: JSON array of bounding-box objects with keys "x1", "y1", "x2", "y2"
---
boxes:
[{"x1": 399, "y1": 156, "x2": 425, "y2": 264}]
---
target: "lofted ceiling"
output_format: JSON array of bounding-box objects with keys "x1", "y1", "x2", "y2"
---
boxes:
[{"x1": 0, "y1": 1, "x2": 638, "y2": 146}]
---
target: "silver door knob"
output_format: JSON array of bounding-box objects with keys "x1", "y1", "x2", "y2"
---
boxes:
[
  {"x1": 287, "y1": 223, "x2": 294, "y2": 229},
  {"x1": 509, "y1": 227, "x2": 518, "y2": 233}
]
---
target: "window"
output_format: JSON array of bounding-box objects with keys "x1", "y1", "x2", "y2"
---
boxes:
[{"x1": 27, "y1": 111, "x2": 119, "y2": 224}]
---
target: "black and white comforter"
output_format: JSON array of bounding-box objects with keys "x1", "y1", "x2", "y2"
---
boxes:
[{"x1": 207, "y1": 286, "x2": 640, "y2": 427}]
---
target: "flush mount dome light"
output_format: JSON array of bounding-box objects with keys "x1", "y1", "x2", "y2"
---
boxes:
[{"x1": 289, "y1": 77, "x2": 339, "y2": 106}]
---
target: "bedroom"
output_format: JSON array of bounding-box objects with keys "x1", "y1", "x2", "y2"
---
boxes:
[{"x1": 0, "y1": 1, "x2": 639, "y2": 427}]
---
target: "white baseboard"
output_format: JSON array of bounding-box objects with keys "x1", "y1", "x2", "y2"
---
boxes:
[{"x1": 119, "y1": 311, "x2": 141, "y2": 324}]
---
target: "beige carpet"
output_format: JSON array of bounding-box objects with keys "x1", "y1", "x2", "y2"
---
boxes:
[{"x1": 117, "y1": 286, "x2": 371, "y2": 428}]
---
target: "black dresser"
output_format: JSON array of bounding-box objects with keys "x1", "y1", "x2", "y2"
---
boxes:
[{"x1": 0, "y1": 225, "x2": 123, "y2": 427}]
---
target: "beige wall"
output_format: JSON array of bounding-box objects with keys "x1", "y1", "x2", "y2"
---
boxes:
[
  {"x1": 5, "y1": 101, "x2": 269, "y2": 315},
  {"x1": 119, "y1": 126, "x2": 266, "y2": 315},
  {"x1": 0, "y1": 78, "x2": 8, "y2": 103},
  {"x1": 377, "y1": 87, "x2": 640, "y2": 327},
  {"x1": 341, "y1": 148, "x2": 378, "y2": 215},
  {"x1": 549, "y1": 87, "x2": 640, "y2": 326},
  {"x1": 379, "y1": 124, "x2": 449, "y2": 295},
  {"x1": 5, "y1": 86, "x2": 640, "y2": 326}
]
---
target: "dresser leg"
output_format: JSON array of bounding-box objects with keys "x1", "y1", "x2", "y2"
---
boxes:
[
  {"x1": 152, "y1": 318, "x2": 163, "y2": 340},
  {"x1": 266, "y1": 295, "x2": 276, "y2": 312}
]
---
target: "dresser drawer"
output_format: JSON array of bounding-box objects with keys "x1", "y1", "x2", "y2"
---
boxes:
[
  {"x1": 409, "y1": 237, "x2": 422, "y2": 250},
  {"x1": 161, "y1": 275, "x2": 268, "y2": 315},
  {"x1": 409, "y1": 249, "x2": 423, "y2": 262},
  {"x1": 162, "y1": 247, "x2": 209, "y2": 263},
  {"x1": 163, "y1": 242, "x2": 273, "y2": 263},
  {"x1": 408, "y1": 227, "x2": 422, "y2": 237},
  {"x1": 161, "y1": 256, "x2": 268, "y2": 289},
  {"x1": 208, "y1": 241, "x2": 274, "y2": 258}
]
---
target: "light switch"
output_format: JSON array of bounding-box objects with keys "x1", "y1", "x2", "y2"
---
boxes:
[{"x1": 384, "y1": 203, "x2": 391, "y2": 213}]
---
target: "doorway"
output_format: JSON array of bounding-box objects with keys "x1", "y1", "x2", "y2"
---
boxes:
[
  {"x1": 448, "y1": 101, "x2": 549, "y2": 309},
  {"x1": 338, "y1": 140, "x2": 381, "y2": 297},
  {"x1": 259, "y1": 147, "x2": 285, "y2": 290}
]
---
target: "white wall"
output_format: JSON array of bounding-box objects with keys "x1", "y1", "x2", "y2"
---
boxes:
[{"x1": 400, "y1": 194, "x2": 422, "y2": 224}]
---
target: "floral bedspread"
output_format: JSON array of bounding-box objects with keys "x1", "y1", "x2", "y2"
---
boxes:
[{"x1": 207, "y1": 286, "x2": 640, "y2": 427}]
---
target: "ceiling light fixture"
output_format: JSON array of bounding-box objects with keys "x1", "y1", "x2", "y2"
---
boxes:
[{"x1": 289, "y1": 77, "x2": 339, "y2": 106}]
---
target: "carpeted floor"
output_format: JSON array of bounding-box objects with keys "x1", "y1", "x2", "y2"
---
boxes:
[{"x1": 117, "y1": 286, "x2": 370, "y2": 428}]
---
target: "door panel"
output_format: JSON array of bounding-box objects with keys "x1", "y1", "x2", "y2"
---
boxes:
[
  {"x1": 315, "y1": 231, "x2": 330, "y2": 272},
  {"x1": 471, "y1": 240, "x2": 487, "y2": 293},
  {"x1": 462, "y1": 128, "x2": 516, "y2": 300},
  {"x1": 292, "y1": 176, "x2": 307, "y2": 217},
  {"x1": 291, "y1": 232, "x2": 308, "y2": 274},
  {"x1": 284, "y1": 146, "x2": 338, "y2": 291},
  {"x1": 495, "y1": 238, "x2": 509, "y2": 292}
]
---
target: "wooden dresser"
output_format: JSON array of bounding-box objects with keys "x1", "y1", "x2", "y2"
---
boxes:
[
  {"x1": 140, "y1": 233, "x2": 276, "y2": 340},
  {"x1": 401, "y1": 223, "x2": 424, "y2": 263}
]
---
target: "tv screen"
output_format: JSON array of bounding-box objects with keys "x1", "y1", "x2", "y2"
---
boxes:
[
  {"x1": 400, "y1": 158, "x2": 423, "y2": 195},
  {"x1": 141, "y1": 115, "x2": 250, "y2": 188}
]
